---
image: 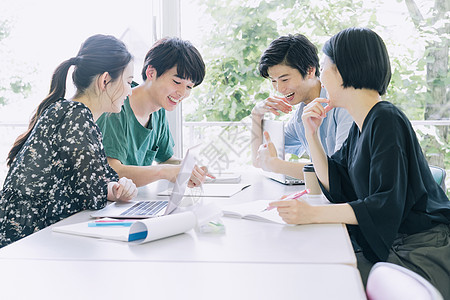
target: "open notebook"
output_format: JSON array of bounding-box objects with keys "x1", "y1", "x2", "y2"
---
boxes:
[
  {"x1": 222, "y1": 200, "x2": 286, "y2": 224},
  {"x1": 223, "y1": 195, "x2": 331, "y2": 224}
]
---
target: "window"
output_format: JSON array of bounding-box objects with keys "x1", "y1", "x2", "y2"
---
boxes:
[
  {"x1": 1, "y1": 0, "x2": 448, "y2": 194},
  {"x1": 180, "y1": 0, "x2": 449, "y2": 192},
  {"x1": 0, "y1": 0, "x2": 156, "y2": 183}
]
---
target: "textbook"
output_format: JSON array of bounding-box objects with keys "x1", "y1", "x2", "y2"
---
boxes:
[
  {"x1": 158, "y1": 183, "x2": 250, "y2": 198},
  {"x1": 221, "y1": 200, "x2": 286, "y2": 224},
  {"x1": 52, "y1": 211, "x2": 197, "y2": 243}
]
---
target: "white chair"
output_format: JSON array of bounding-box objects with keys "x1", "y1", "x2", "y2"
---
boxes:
[{"x1": 366, "y1": 262, "x2": 443, "y2": 300}]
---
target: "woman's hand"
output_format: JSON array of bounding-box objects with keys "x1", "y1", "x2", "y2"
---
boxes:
[
  {"x1": 301, "y1": 98, "x2": 332, "y2": 136},
  {"x1": 270, "y1": 197, "x2": 358, "y2": 225},
  {"x1": 268, "y1": 197, "x2": 316, "y2": 225},
  {"x1": 107, "y1": 177, "x2": 138, "y2": 202}
]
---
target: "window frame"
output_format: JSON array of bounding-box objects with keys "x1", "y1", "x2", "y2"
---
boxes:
[{"x1": 157, "y1": 0, "x2": 183, "y2": 158}]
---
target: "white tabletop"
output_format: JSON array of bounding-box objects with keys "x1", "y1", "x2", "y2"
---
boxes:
[
  {"x1": 0, "y1": 171, "x2": 355, "y2": 266},
  {"x1": 0, "y1": 170, "x2": 365, "y2": 299},
  {"x1": 0, "y1": 259, "x2": 366, "y2": 300},
  {"x1": 0, "y1": 209, "x2": 355, "y2": 265}
]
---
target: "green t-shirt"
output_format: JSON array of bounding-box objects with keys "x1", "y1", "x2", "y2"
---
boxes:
[{"x1": 96, "y1": 98, "x2": 174, "y2": 166}]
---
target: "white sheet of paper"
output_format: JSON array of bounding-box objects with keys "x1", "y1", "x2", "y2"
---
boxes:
[{"x1": 158, "y1": 183, "x2": 250, "y2": 197}]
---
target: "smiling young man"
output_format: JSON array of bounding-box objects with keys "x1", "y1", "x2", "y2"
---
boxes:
[
  {"x1": 251, "y1": 34, "x2": 354, "y2": 180},
  {"x1": 97, "y1": 37, "x2": 210, "y2": 187}
]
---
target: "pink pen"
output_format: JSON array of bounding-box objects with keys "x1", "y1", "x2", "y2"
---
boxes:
[{"x1": 263, "y1": 189, "x2": 311, "y2": 212}]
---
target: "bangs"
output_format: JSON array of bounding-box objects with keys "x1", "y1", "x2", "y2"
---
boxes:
[{"x1": 176, "y1": 55, "x2": 205, "y2": 86}]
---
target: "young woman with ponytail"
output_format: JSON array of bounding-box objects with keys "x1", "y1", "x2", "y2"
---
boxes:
[{"x1": 0, "y1": 34, "x2": 138, "y2": 248}]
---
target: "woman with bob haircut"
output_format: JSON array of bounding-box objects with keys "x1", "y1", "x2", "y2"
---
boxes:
[
  {"x1": 269, "y1": 27, "x2": 449, "y2": 296},
  {"x1": 0, "y1": 34, "x2": 138, "y2": 248}
]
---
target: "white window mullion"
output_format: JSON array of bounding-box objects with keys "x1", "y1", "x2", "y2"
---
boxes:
[{"x1": 157, "y1": 0, "x2": 183, "y2": 158}]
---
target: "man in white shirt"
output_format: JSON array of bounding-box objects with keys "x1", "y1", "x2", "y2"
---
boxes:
[{"x1": 251, "y1": 34, "x2": 353, "y2": 179}]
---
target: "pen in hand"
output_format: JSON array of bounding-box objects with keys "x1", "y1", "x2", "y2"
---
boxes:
[{"x1": 262, "y1": 189, "x2": 311, "y2": 212}]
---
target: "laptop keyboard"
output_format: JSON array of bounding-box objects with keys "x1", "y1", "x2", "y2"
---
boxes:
[{"x1": 120, "y1": 200, "x2": 168, "y2": 216}]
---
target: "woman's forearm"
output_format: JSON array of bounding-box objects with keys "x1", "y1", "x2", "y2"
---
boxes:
[{"x1": 312, "y1": 203, "x2": 358, "y2": 225}]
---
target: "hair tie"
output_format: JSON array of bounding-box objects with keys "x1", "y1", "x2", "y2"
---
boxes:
[{"x1": 69, "y1": 56, "x2": 81, "y2": 65}]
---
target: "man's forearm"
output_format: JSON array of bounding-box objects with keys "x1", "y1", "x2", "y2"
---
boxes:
[
  {"x1": 109, "y1": 160, "x2": 180, "y2": 187},
  {"x1": 269, "y1": 158, "x2": 307, "y2": 180}
]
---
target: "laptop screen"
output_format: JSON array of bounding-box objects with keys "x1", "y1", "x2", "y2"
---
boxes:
[{"x1": 164, "y1": 145, "x2": 200, "y2": 215}]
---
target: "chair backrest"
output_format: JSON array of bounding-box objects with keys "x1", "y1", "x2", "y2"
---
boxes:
[
  {"x1": 429, "y1": 165, "x2": 446, "y2": 191},
  {"x1": 366, "y1": 262, "x2": 443, "y2": 300}
]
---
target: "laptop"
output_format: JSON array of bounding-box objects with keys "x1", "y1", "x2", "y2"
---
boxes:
[
  {"x1": 90, "y1": 145, "x2": 199, "y2": 219},
  {"x1": 261, "y1": 119, "x2": 304, "y2": 185}
]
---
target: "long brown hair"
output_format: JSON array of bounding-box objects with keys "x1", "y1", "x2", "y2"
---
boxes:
[{"x1": 7, "y1": 34, "x2": 132, "y2": 167}]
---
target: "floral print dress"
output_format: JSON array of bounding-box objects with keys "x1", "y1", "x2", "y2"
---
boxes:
[{"x1": 0, "y1": 99, "x2": 118, "y2": 247}]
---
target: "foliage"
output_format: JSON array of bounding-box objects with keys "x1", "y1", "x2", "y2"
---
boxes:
[
  {"x1": 181, "y1": 0, "x2": 449, "y2": 197},
  {"x1": 186, "y1": 0, "x2": 381, "y2": 122},
  {"x1": 0, "y1": 20, "x2": 11, "y2": 40},
  {"x1": 186, "y1": 0, "x2": 448, "y2": 123},
  {"x1": 184, "y1": 0, "x2": 449, "y2": 182},
  {"x1": 0, "y1": 19, "x2": 32, "y2": 106},
  {"x1": 184, "y1": 0, "x2": 280, "y2": 121},
  {"x1": 416, "y1": 126, "x2": 450, "y2": 166}
]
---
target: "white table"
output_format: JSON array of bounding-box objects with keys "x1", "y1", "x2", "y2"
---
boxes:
[
  {"x1": 0, "y1": 209, "x2": 355, "y2": 266},
  {"x1": 0, "y1": 171, "x2": 356, "y2": 266},
  {"x1": 0, "y1": 260, "x2": 366, "y2": 300},
  {"x1": 0, "y1": 170, "x2": 365, "y2": 299}
]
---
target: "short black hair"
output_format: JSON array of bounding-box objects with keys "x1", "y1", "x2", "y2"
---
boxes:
[
  {"x1": 141, "y1": 37, "x2": 205, "y2": 87},
  {"x1": 259, "y1": 34, "x2": 320, "y2": 79},
  {"x1": 322, "y1": 27, "x2": 391, "y2": 96}
]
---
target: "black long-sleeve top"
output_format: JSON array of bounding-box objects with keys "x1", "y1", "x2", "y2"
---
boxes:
[{"x1": 322, "y1": 101, "x2": 450, "y2": 262}]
